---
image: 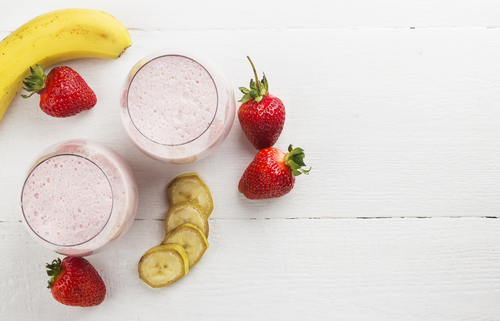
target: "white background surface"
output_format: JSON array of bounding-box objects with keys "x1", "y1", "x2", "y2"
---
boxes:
[{"x1": 1, "y1": 1, "x2": 500, "y2": 320}]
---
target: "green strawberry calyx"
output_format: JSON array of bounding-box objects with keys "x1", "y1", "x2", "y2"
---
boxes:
[
  {"x1": 239, "y1": 56, "x2": 269, "y2": 103},
  {"x1": 21, "y1": 64, "x2": 47, "y2": 98},
  {"x1": 46, "y1": 258, "x2": 63, "y2": 288},
  {"x1": 285, "y1": 145, "x2": 312, "y2": 176}
]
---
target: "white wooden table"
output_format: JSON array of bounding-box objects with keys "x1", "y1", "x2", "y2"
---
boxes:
[{"x1": 1, "y1": 1, "x2": 500, "y2": 320}]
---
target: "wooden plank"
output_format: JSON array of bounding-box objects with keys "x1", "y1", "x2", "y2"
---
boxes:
[
  {"x1": 2, "y1": 217, "x2": 499, "y2": 320},
  {"x1": 2, "y1": 28, "x2": 500, "y2": 221},
  {"x1": 2, "y1": 1, "x2": 500, "y2": 31}
]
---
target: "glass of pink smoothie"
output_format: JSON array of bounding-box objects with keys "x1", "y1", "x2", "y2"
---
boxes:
[
  {"x1": 120, "y1": 49, "x2": 236, "y2": 164},
  {"x1": 20, "y1": 139, "x2": 138, "y2": 256}
]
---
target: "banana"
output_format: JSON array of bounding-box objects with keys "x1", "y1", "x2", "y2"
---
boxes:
[
  {"x1": 167, "y1": 173, "x2": 214, "y2": 218},
  {"x1": 0, "y1": 8, "x2": 132, "y2": 122},
  {"x1": 138, "y1": 244, "x2": 189, "y2": 288},
  {"x1": 161, "y1": 223, "x2": 209, "y2": 269},
  {"x1": 165, "y1": 201, "x2": 209, "y2": 238}
]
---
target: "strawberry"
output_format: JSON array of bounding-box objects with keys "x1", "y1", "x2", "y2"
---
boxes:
[
  {"x1": 238, "y1": 145, "x2": 310, "y2": 199},
  {"x1": 22, "y1": 64, "x2": 97, "y2": 117},
  {"x1": 238, "y1": 56, "x2": 285, "y2": 150},
  {"x1": 46, "y1": 257, "x2": 106, "y2": 307}
]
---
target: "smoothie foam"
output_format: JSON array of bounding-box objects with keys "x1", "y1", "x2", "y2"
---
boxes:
[
  {"x1": 127, "y1": 55, "x2": 218, "y2": 146},
  {"x1": 20, "y1": 140, "x2": 138, "y2": 256},
  {"x1": 22, "y1": 155, "x2": 112, "y2": 246}
]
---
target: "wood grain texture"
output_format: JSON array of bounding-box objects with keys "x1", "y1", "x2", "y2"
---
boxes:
[
  {"x1": 2, "y1": 218, "x2": 500, "y2": 320},
  {"x1": 2, "y1": 28, "x2": 500, "y2": 220},
  {"x1": 1, "y1": 1, "x2": 500, "y2": 320},
  {"x1": 2, "y1": 1, "x2": 500, "y2": 30}
]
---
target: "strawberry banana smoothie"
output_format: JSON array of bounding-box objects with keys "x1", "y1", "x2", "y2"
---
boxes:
[
  {"x1": 21, "y1": 140, "x2": 138, "y2": 256},
  {"x1": 121, "y1": 51, "x2": 235, "y2": 163}
]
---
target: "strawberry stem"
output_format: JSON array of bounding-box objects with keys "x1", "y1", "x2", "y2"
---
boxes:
[
  {"x1": 247, "y1": 56, "x2": 261, "y2": 91},
  {"x1": 46, "y1": 258, "x2": 62, "y2": 288},
  {"x1": 285, "y1": 145, "x2": 311, "y2": 176},
  {"x1": 21, "y1": 64, "x2": 47, "y2": 98},
  {"x1": 238, "y1": 56, "x2": 269, "y2": 103}
]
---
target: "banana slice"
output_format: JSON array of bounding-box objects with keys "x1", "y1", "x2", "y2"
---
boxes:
[
  {"x1": 167, "y1": 173, "x2": 214, "y2": 218},
  {"x1": 138, "y1": 244, "x2": 189, "y2": 288},
  {"x1": 161, "y1": 223, "x2": 209, "y2": 269},
  {"x1": 165, "y1": 201, "x2": 209, "y2": 238}
]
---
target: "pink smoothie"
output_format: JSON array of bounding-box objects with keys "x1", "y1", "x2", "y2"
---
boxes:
[
  {"x1": 21, "y1": 140, "x2": 138, "y2": 256},
  {"x1": 22, "y1": 155, "x2": 112, "y2": 246},
  {"x1": 127, "y1": 55, "x2": 218, "y2": 146},
  {"x1": 121, "y1": 52, "x2": 236, "y2": 164}
]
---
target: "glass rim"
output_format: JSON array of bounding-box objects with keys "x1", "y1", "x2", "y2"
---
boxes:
[
  {"x1": 126, "y1": 54, "x2": 220, "y2": 147},
  {"x1": 20, "y1": 153, "x2": 114, "y2": 248}
]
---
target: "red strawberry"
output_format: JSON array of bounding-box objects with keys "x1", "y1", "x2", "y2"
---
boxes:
[
  {"x1": 238, "y1": 56, "x2": 285, "y2": 150},
  {"x1": 46, "y1": 257, "x2": 106, "y2": 307},
  {"x1": 22, "y1": 64, "x2": 97, "y2": 117},
  {"x1": 238, "y1": 145, "x2": 311, "y2": 199}
]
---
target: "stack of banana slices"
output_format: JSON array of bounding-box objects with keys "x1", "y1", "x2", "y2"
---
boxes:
[{"x1": 138, "y1": 173, "x2": 214, "y2": 288}]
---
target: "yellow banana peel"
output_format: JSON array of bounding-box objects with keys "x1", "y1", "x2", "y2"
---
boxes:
[{"x1": 0, "y1": 8, "x2": 132, "y2": 122}]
